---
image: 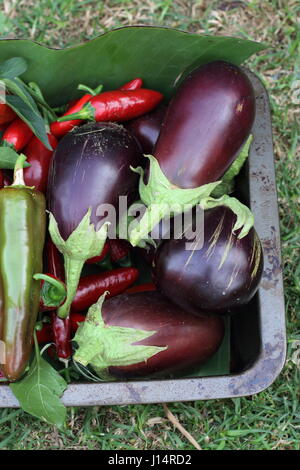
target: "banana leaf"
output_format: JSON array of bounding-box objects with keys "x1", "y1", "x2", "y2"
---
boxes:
[{"x1": 0, "y1": 26, "x2": 265, "y2": 106}]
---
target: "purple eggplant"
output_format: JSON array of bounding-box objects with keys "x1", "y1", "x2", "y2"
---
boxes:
[
  {"x1": 153, "y1": 206, "x2": 263, "y2": 315},
  {"x1": 48, "y1": 121, "x2": 142, "y2": 240},
  {"x1": 129, "y1": 61, "x2": 255, "y2": 246},
  {"x1": 47, "y1": 122, "x2": 142, "y2": 319},
  {"x1": 155, "y1": 60, "x2": 255, "y2": 188},
  {"x1": 124, "y1": 104, "x2": 166, "y2": 154},
  {"x1": 74, "y1": 291, "x2": 224, "y2": 379}
]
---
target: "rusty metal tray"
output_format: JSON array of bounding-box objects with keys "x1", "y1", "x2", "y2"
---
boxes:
[{"x1": 0, "y1": 71, "x2": 286, "y2": 408}]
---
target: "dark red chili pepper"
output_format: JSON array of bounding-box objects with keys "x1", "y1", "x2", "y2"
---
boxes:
[
  {"x1": 57, "y1": 89, "x2": 163, "y2": 127},
  {"x1": 70, "y1": 312, "x2": 85, "y2": 334},
  {"x1": 34, "y1": 273, "x2": 67, "y2": 311},
  {"x1": 36, "y1": 323, "x2": 53, "y2": 344},
  {"x1": 50, "y1": 313, "x2": 71, "y2": 360},
  {"x1": 86, "y1": 241, "x2": 110, "y2": 265},
  {"x1": 125, "y1": 282, "x2": 156, "y2": 294},
  {"x1": 39, "y1": 312, "x2": 84, "y2": 339},
  {"x1": 71, "y1": 267, "x2": 139, "y2": 312},
  {"x1": 0, "y1": 103, "x2": 16, "y2": 125},
  {"x1": 1, "y1": 117, "x2": 33, "y2": 151},
  {"x1": 23, "y1": 133, "x2": 58, "y2": 192},
  {"x1": 119, "y1": 78, "x2": 143, "y2": 91},
  {"x1": 45, "y1": 238, "x2": 65, "y2": 280},
  {"x1": 36, "y1": 312, "x2": 85, "y2": 359},
  {"x1": 109, "y1": 239, "x2": 132, "y2": 267}
]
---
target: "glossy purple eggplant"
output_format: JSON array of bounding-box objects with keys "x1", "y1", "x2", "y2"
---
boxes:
[
  {"x1": 153, "y1": 206, "x2": 263, "y2": 315},
  {"x1": 124, "y1": 104, "x2": 166, "y2": 154},
  {"x1": 47, "y1": 122, "x2": 142, "y2": 240},
  {"x1": 102, "y1": 291, "x2": 224, "y2": 378},
  {"x1": 154, "y1": 61, "x2": 255, "y2": 188}
]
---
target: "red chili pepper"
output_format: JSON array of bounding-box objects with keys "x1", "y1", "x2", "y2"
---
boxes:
[
  {"x1": 109, "y1": 239, "x2": 132, "y2": 267},
  {"x1": 70, "y1": 312, "x2": 85, "y2": 334},
  {"x1": 50, "y1": 83, "x2": 104, "y2": 138},
  {"x1": 36, "y1": 323, "x2": 53, "y2": 344},
  {"x1": 86, "y1": 241, "x2": 110, "y2": 265},
  {"x1": 34, "y1": 273, "x2": 67, "y2": 311},
  {"x1": 43, "y1": 312, "x2": 84, "y2": 357},
  {"x1": 119, "y1": 78, "x2": 143, "y2": 91},
  {"x1": 50, "y1": 313, "x2": 71, "y2": 360},
  {"x1": 57, "y1": 89, "x2": 163, "y2": 127},
  {"x1": 71, "y1": 267, "x2": 139, "y2": 312},
  {"x1": 2, "y1": 117, "x2": 33, "y2": 151},
  {"x1": 50, "y1": 94, "x2": 93, "y2": 138},
  {"x1": 125, "y1": 282, "x2": 156, "y2": 294},
  {"x1": 23, "y1": 133, "x2": 58, "y2": 192},
  {"x1": 0, "y1": 103, "x2": 16, "y2": 125},
  {"x1": 45, "y1": 238, "x2": 65, "y2": 280},
  {"x1": 45, "y1": 240, "x2": 72, "y2": 359}
]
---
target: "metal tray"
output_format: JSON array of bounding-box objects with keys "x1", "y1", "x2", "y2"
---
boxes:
[{"x1": 0, "y1": 71, "x2": 286, "y2": 407}]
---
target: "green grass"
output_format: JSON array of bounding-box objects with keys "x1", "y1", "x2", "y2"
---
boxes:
[{"x1": 0, "y1": 0, "x2": 299, "y2": 450}]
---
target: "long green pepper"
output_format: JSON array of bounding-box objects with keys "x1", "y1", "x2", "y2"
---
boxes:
[{"x1": 0, "y1": 155, "x2": 46, "y2": 381}]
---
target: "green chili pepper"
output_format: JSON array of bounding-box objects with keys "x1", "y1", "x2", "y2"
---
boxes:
[{"x1": 0, "y1": 154, "x2": 46, "y2": 382}]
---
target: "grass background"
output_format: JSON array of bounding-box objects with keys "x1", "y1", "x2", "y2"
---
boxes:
[{"x1": 0, "y1": 0, "x2": 299, "y2": 450}]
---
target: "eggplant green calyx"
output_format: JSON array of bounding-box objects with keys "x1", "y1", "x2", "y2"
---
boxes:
[
  {"x1": 57, "y1": 102, "x2": 95, "y2": 122},
  {"x1": 200, "y1": 194, "x2": 254, "y2": 239},
  {"x1": 128, "y1": 154, "x2": 221, "y2": 247},
  {"x1": 211, "y1": 135, "x2": 253, "y2": 198},
  {"x1": 49, "y1": 208, "x2": 109, "y2": 319},
  {"x1": 73, "y1": 293, "x2": 167, "y2": 373}
]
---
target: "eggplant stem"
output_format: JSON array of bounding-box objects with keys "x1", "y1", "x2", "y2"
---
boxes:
[{"x1": 57, "y1": 257, "x2": 84, "y2": 319}]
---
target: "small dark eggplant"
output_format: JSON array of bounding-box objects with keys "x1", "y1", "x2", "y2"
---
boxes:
[
  {"x1": 153, "y1": 206, "x2": 263, "y2": 315},
  {"x1": 124, "y1": 104, "x2": 166, "y2": 154},
  {"x1": 47, "y1": 122, "x2": 142, "y2": 319},
  {"x1": 74, "y1": 291, "x2": 224, "y2": 379},
  {"x1": 48, "y1": 121, "x2": 142, "y2": 240}
]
